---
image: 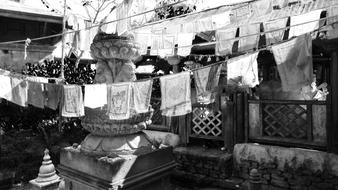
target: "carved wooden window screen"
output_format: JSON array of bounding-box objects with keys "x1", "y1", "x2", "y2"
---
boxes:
[
  {"x1": 262, "y1": 103, "x2": 308, "y2": 139},
  {"x1": 150, "y1": 97, "x2": 163, "y2": 125},
  {"x1": 191, "y1": 107, "x2": 223, "y2": 137}
]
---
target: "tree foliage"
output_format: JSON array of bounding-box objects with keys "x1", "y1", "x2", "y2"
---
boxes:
[
  {"x1": 0, "y1": 59, "x2": 94, "y2": 183},
  {"x1": 154, "y1": 0, "x2": 196, "y2": 20}
]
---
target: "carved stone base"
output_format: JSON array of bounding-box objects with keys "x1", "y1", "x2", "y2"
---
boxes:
[
  {"x1": 81, "y1": 108, "x2": 153, "y2": 136},
  {"x1": 58, "y1": 146, "x2": 176, "y2": 190},
  {"x1": 80, "y1": 132, "x2": 154, "y2": 156}
]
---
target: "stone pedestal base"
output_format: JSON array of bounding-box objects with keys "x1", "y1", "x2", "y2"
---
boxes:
[
  {"x1": 58, "y1": 146, "x2": 176, "y2": 190},
  {"x1": 29, "y1": 178, "x2": 61, "y2": 190}
]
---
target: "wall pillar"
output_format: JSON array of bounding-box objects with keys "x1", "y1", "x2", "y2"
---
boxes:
[{"x1": 329, "y1": 50, "x2": 338, "y2": 153}]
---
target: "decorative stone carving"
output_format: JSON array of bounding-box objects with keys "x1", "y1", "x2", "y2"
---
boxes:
[{"x1": 80, "y1": 32, "x2": 154, "y2": 155}]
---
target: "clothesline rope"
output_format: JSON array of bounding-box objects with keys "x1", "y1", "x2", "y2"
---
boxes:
[
  {"x1": 131, "y1": 1, "x2": 252, "y2": 31},
  {"x1": 0, "y1": 5, "x2": 336, "y2": 55},
  {"x1": 133, "y1": 0, "x2": 330, "y2": 33},
  {"x1": 149, "y1": 13, "x2": 338, "y2": 52},
  {"x1": 0, "y1": 68, "x2": 63, "y2": 81},
  {"x1": 0, "y1": 0, "x2": 188, "y2": 45},
  {"x1": 0, "y1": 0, "x2": 331, "y2": 46},
  {"x1": 138, "y1": 19, "x2": 335, "y2": 82},
  {"x1": 1, "y1": 13, "x2": 336, "y2": 84}
]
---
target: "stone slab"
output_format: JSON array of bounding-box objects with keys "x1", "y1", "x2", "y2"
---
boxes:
[
  {"x1": 29, "y1": 178, "x2": 60, "y2": 190},
  {"x1": 233, "y1": 143, "x2": 338, "y2": 175},
  {"x1": 59, "y1": 146, "x2": 176, "y2": 190},
  {"x1": 173, "y1": 146, "x2": 232, "y2": 161}
]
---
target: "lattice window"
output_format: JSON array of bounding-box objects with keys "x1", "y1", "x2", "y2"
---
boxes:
[
  {"x1": 150, "y1": 98, "x2": 163, "y2": 125},
  {"x1": 191, "y1": 107, "x2": 222, "y2": 137},
  {"x1": 262, "y1": 104, "x2": 308, "y2": 139}
]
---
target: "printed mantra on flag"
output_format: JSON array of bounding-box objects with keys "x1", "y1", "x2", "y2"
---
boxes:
[
  {"x1": 168, "y1": 85, "x2": 185, "y2": 100},
  {"x1": 111, "y1": 91, "x2": 127, "y2": 113}
]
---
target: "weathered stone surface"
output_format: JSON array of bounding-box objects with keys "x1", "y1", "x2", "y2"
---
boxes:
[
  {"x1": 249, "y1": 103, "x2": 260, "y2": 138},
  {"x1": 29, "y1": 149, "x2": 60, "y2": 190},
  {"x1": 262, "y1": 174, "x2": 271, "y2": 181},
  {"x1": 271, "y1": 179, "x2": 289, "y2": 188},
  {"x1": 290, "y1": 185, "x2": 307, "y2": 190},
  {"x1": 143, "y1": 130, "x2": 180, "y2": 147},
  {"x1": 327, "y1": 153, "x2": 338, "y2": 176},
  {"x1": 233, "y1": 143, "x2": 338, "y2": 190},
  {"x1": 59, "y1": 146, "x2": 176, "y2": 190},
  {"x1": 173, "y1": 146, "x2": 233, "y2": 186},
  {"x1": 234, "y1": 143, "x2": 338, "y2": 174},
  {"x1": 311, "y1": 182, "x2": 334, "y2": 190},
  {"x1": 270, "y1": 185, "x2": 287, "y2": 190},
  {"x1": 312, "y1": 105, "x2": 327, "y2": 144}
]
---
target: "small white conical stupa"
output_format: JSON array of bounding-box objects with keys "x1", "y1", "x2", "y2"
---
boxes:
[{"x1": 29, "y1": 149, "x2": 60, "y2": 189}]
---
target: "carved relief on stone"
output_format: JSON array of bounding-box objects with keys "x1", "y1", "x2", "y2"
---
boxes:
[{"x1": 80, "y1": 32, "x2": 154, "y2": 155}]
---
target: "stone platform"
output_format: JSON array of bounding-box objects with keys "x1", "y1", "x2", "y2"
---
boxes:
[{"x1": 58, "y1": 146, "x2": 176, "y2": 190}]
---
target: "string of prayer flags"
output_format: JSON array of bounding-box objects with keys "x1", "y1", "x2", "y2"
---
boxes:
[
  {"x1": 181, "y1": 18, "x2": 195, "y2": 33},
  {"x1": 26, "y1": 76, "x2": 49, "y2": 83},
  {"x1": 160, "y1": 35, "x2": 176, "y2": 57},
  {"x1": 10, "y1": 77, "x2": 28, "y2": 107},
  {"x1": 134, "y1": 31, "x2": 151, "y2": 55},
  {"x1": 194, "y1": 16, "x2": 213, "y2": 33},
  {"x1": 271, "y1": 34, "x2": 313, "y2": 91},
  {"x1": 327, "y1": 6, "x2": 338, "y2": 39},
  {"x1": 132, "y1": 79, "x2": 153, "y2": 114},
  {"x1": 150, "y1": 34, "x2": 162, "y2": 56},
  {"x1": 272, "y1": 0, "x2": 288, "y2": 9},
  {"x1": 84, "y1": 84, "x2": 107, "y2": 109},
  {"x1": 45, "y1": 83, "x2": 62, "y2": 110},
  {"x1": 107, "y1": 82, "x2": 132, "y2": 120},
  {"x1": 61, "y1": 85, "x2": 84, "y2": 117},
  {"x1": 215, "y1": 28, "x2": 237, "y2": 56},
  {"x1": 251, "y1": 0, "x2": 273, "y2": 17},
  {"x1": 27, "y1": 81, "x2": 44, "y2": 109},
  {"x1": 160, "y1": 72, "x2": 192, "y2": 117},
  {"x1": 238, "y1": 23, "x2": 261, "y2": 52},
  {"x1": 264, "y1": 18, "x2": 288, "y2": 45},
  {"x1": 288, "y1": 9, "x2": 323, "y2": 38},
  {"x1": 211, "y1": 11, "x2": 231, "y2": 29},
  {"x1": 116, "y1": 0, "x2": 132, "y2": 35},
  {"x1": 129, "y1": 0, "x2": 157, "y2": 28},
  {"x1": 0, "y1": 75, "x2": 12, "y2": 100},
  {"x1": 230, "y1": 4, "x2": 251, "y2": 24},
  {"x1": 177, "y1": 33, "x2": 194, "y2": 56},
  {"x1": 193, "y1": 64, "x2": 222, "y2": 105},
  {"x1": 227, "y1": 52, "x2": 259, "y2": 88}
]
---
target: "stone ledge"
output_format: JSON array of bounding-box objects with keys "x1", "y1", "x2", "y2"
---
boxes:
[
  {"x1": 234, "y1": 143, "x2": 338, "y2": 175},
  {"x1": 233, "y1": 143, "x2": 338, "y2": 190},
  {"x1": 174, "y1": 146, "x2": 232, "y2": 161},
  {"x1": 173, "y1": 146, "x2": 233, "y2": 188}
]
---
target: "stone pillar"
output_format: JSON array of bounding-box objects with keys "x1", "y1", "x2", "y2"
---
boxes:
[
  {"x1": 249, "y1": 169, "x2": 262, "y2": 190},
  {"x1": 29, "y1": 149, "x2": 60, "y2": 190}
]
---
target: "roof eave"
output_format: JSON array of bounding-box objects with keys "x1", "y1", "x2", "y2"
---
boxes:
[{"x1": 0, "y1": 8, "x2": 62, "y2": 24}]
